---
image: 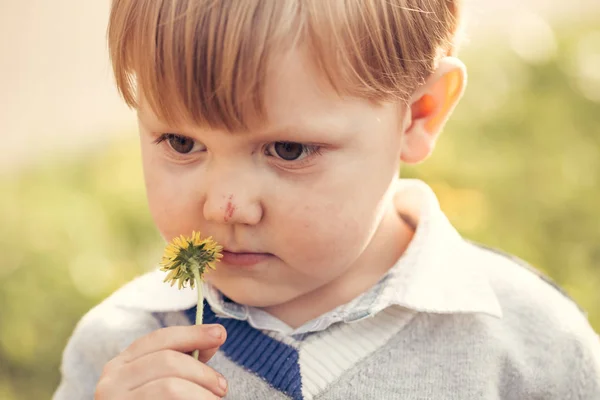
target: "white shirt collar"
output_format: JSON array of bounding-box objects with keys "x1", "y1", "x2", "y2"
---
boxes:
[{"x1": 106, "y1": 179, "x2": 502, "y2": 334}]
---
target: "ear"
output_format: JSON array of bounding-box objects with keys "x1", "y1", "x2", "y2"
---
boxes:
[{"x1": 400, "y1": 57, "x2": 467, "y2": 164}]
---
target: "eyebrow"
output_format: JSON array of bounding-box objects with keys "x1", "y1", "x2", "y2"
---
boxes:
[
  {"x1": 258, "y1": 124, "x2": 350, "y2": 143},
  {"x1": 264, "y1": 112, "x2": 364, "y2": 140},
  {"x1": 137, "y1": 109, "x2": 195, "y2": 135},
  {"x1": 138, "y1": 104, "x2": 363, "y2": 143}
]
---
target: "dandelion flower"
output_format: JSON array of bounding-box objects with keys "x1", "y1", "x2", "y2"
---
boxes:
[
  {"x1": 160, "y1": 231, "x2": 222, "y2": 359},
  {"x1": 160, "y1": 232, "x2": 222, "y2": 289}
]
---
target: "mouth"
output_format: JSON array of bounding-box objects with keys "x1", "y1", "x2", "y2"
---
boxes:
[{"x1": 221, "y1": 249, "x2": 273, "y2": 268}]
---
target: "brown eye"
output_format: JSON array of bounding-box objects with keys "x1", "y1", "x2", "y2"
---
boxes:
[
  {"x1": 167, "y1": 134, "x2": 195, "y2": 154},
  {"x1": 273, "y1": 142, "x2": 304, "y2": 161}
]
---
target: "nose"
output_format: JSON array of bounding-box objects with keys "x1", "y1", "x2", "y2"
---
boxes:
[{"x1": 202, "y1": 165, "x2": 263, "y2": 226}]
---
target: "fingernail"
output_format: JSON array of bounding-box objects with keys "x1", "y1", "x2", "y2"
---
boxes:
[
  {"x1": 208, "y1": 326, "x2": 223, "y2": 339},
  {"x1": 218, "y1": 375, "x2": 228, "y2": 392}
]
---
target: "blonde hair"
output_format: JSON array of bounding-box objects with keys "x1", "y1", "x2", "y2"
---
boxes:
[{"x1": 108, "y1": 0, "x2": 462, "y2": 131}]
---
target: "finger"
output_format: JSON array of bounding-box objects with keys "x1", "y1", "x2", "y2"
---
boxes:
[
  {"x1": 130, "y1": 377, "x2": 222, "y2": 400},
  {"x1": 122, "y1": 350, "x2": 227, "y2": 398},
  {"x1": 187, "y1": 344, "x2": 221, "y2": 364},
  {"x1": 120, "y1": 324, "x2": 226, "y2": 363}
]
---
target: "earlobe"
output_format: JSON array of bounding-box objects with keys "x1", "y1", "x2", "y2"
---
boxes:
[{"x1": 400, "y1": 57, "x2": 466, "y2": 164}]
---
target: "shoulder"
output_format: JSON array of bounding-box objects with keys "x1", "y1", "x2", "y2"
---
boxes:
[
  {"x1": 65, "y1": 288, "x2": 165, "y2": 363},
  {"x1": 54, "y1": 271, "x2": 189, "y2": 399},
  {"x1": 468, "y1": 242, "x2": 590, "y2": 332},
  {"x1": 467, "y1": 242, "x2": 600, "y2": 397},
  {"x1": 61, "y1": 269, "x2": 190, "y2": 365}
]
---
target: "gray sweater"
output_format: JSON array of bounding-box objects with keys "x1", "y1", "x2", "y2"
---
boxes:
[
  {"x1": 54, "y1": 181, "x2": 600, "y2": 399},
  {"x1": 54, "y1": 245, "x2": 600, "y2": 400}
]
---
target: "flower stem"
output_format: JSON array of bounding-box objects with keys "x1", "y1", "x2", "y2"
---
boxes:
[{"x1": 192, "y1": 265, "x2": 203, "y2": 360}]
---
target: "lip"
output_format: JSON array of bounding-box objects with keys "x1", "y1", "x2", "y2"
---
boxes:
[{"x1": 220, "y1": 250, "x2": 272, "y2": 267}]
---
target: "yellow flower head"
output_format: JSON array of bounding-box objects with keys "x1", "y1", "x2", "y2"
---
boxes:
[{"x1": 160, "y1": 232, "x2": 223, "y2": 289}]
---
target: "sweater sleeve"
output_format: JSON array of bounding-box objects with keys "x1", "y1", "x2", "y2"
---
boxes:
[
  {"x1": 509, "y1": 296, "x2": 600, "y2": 398},
  {"x1": 53, "y1": 305, "x2": 162, "y2": 400},
  {"x1": 566, "y1": 315, "x2": 600, "y2": 399},
  {"x1": 480, "y1": 247, "x2": 600, "y2": 399},
  {"x1": 511, "y1": 298, "x2": 600, "y2": 399}
]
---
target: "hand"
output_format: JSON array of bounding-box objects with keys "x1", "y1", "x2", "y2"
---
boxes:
[{"x1": 95, "y1": 324, "x2": 228, "y2": 399}]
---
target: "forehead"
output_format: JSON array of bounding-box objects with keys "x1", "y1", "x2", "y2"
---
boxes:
[
  {"x1": 139, "y1": 47, "x2": 387, "y2": 136},
  {"x1": 262, "y1": 48, "x2": 377, "y2": 131},
  {"x1": 111, "y1": 0, "x2": 455, "y2": 136}
]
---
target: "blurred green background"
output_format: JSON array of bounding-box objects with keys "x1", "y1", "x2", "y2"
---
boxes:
[{"x1": 1, "y1": 13, "x2": 600, "y2": 400}]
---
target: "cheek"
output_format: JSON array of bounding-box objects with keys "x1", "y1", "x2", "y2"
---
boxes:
[
  {"x1": 276, "y1": 197, "x2": 372, "y2": 274},
  {"x1": 142, "y1": 159, "x2": 199, "y2": 240},
  {"x1": 146, "y1": 185, "x2": 175, "y2": 237}
]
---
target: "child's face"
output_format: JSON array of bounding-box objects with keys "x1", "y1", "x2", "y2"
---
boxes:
[{"x1": 137, "y1": 48, "x2": 408, "y2": 308}]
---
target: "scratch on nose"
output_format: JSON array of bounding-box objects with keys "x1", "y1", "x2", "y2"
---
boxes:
[{"x1": 224, "y1": 194, "x2": 236, "y2": 222}]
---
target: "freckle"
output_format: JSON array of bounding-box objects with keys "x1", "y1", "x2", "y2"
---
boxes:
[{"x1": 224, "y1": 195, "x2": 236, "y2": 222}]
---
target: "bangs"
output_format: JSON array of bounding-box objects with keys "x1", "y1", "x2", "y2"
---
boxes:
[{"x1": 108, "y1": 0, "x2": 460, "y2": 131}]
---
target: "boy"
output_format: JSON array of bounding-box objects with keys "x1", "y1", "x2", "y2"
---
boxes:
[{"x1": 55, "y1": 0, "x2": 600, "y2": 399}]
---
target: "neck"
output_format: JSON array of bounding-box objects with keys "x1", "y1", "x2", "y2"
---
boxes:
[{"x1": 262, "y1": 203, "x2": 414, "y2": 329}]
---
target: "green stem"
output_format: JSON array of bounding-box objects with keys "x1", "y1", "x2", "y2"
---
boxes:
[{"x1": 192, "y1": 265, "x2": 204, "y2": 360}]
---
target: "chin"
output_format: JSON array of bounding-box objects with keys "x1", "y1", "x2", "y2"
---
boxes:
[
  {"x1": 222, "y1": 290, "x2": 288, "y2": 308},
  {"x1": 214, "y1": 281, "x2": 299, "y2": 308}
]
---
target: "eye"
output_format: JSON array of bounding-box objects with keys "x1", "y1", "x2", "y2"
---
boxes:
[
  {"x1": 154, "y1": 133, "x2": 205, "y2": 154},
  {"x1": 168, "y1": 134, "x2": 194, "y2": 154},
  {"x1": 266, "y1": 142, "x2": 318, "y2": 161}
]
